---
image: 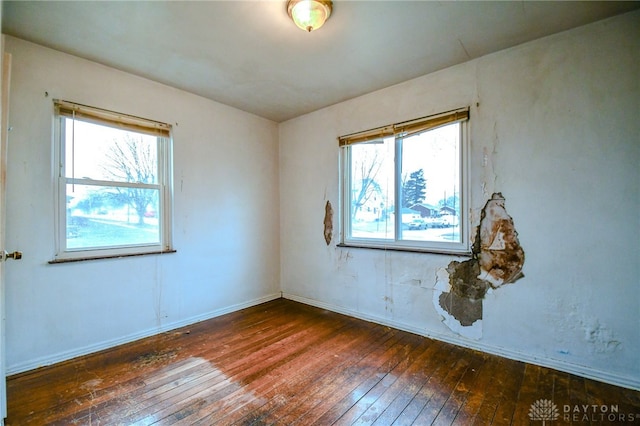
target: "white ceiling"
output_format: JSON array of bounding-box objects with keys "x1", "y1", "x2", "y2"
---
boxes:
[{"x1": 3, "y1": 1, "x2": 638, "y2": 122}]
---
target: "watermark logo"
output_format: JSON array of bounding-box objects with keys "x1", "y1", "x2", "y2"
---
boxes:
[
  {"x1": 528, "y1": 399, "x2": 639, "y2": 423},
  {"x1": 529, "y1": 399, "x2": 560, "y2": 425},
  {"x1": 563, "y1": 404, "x2": 638, "y2": 423}
]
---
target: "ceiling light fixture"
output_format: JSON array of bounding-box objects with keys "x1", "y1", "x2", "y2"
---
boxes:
[{"x1": 287, "y1": 0, "x2": 333, "y2": 32}]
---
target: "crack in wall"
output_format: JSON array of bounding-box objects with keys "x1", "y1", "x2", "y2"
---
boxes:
[{"x1": 437, "y1": 193, "x2": 525, "y2": 330}]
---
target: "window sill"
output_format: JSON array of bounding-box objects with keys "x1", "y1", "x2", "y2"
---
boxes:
[
  {"x1": 336, "y1": 243, "x2": 472, "y2": 257},
  {"x1": 49, "y1": 249, "x2": 177, "y2": 264}
]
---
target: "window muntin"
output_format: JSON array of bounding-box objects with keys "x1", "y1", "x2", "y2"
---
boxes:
[
  {"x1": 340, "y1": 108, "x2": 469, "y2": 254},
  {"x1": 54, "y1": 101, "x2": 173, "y2": 260}
]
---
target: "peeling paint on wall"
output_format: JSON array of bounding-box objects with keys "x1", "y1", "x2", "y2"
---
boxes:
[
  {"x1": 434, "y1": 193, "x2": 525, "y2": 335},
  {"x1": 432, "y1": 266, "x2": 482, "y2": 339},
  {"x1": 323, "y1": 200, "x2": 333, "y2": 245},
  {"x1": 475, "y1": 193, "x2": 525, "y2": 287}
]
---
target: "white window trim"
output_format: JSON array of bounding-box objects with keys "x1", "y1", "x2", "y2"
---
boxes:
[
  {"x1": 52, "y1": 100, "x2": 174, "y2": 262},
  {"x1": 339, "y1": 108, "x2": 471, "y2": 255}
]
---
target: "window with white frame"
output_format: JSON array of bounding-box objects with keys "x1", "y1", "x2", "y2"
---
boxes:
[
  {"x1": 53, "y1": 100, "x2": 173, "y2": 261},
  {"x1": 339, "y1": 108, "x2": 470, "y2": 254}
]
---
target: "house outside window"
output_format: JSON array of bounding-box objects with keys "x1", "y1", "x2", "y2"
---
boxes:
[
  {"x1": 339, "y1": 108, "x2": 470, "y2": 254},
  {"x1": 53, "y1": 100, "x2": 174, "y2": 262}
]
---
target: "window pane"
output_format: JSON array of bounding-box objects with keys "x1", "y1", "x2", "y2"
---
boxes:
[
  {"x1": 349, "y1": 137, "x2": 395, "y2": 239},
  {"x1": 66, "y1": 184, "x2": 160, "y2": 250},
  {"x1": 399, "y1": 123, "x2": 461, "y2": 243},
  {"x1": 64, "y1": 118, "x2": 158, "y2": 184}
]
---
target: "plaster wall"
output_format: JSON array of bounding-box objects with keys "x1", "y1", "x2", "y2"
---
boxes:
[
  {"x1": 3, "y1": 36, "x2": 281, "y2": 373},
  {"x1": 279, "y1": 11, "x2": 640, "y2": 388}
]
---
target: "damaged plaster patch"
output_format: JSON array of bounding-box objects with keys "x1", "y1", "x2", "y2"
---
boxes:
[
  {"x1": 439, "y1": 259, "x2": 486, "y2": 327},
  {"x1": 446, "y1": 258, "x2": 489, "y2": 300},
  {"x1": 438, "y1": 292, "x2": 482, "y2": 327},
  {"x1": 432, "y1": 267, "x2": 482, "y2": 339},
  {"x1": 436, "y1": 193, "x2": 525, "y2": 334},
  {"x1": 323, "y1": 200, "x2": 333, "y2": 245},
  {"x1": 476, "y1": 194, "x2": 525, "y2": 287}
]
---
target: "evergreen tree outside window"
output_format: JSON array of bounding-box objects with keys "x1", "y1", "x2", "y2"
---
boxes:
[{"x1": 402, "y1": 169, "x2": 427, "y2": 208}]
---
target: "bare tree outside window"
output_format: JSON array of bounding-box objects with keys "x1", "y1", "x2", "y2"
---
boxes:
[
  {"x1": 351, "y1": 147, "x2": 383, "y2": 221},
  {"x1": 103, "y1": 134, "x2": 158, "y2": 225},
  {"x1": 349, "y1": 139, "x2": 394, "y2": 239}
]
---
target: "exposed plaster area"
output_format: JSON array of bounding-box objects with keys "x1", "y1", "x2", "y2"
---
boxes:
[
  {"x1": 433, "y1": 267, "x2": 482, "y2": 339},
  {"x1": 475, "y1": 193, "x2": 525, "y2": 287},
  {"x1": 435, "y1": 193, "x2": 525, "y2": 336},
  {"x1": 323, "y1": 200, "x2": 333, "y2": 245},
  {"x1": 439, "y1": 291, "x2": 483, "y2": 327}
]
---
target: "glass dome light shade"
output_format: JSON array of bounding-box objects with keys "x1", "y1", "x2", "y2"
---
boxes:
[{"x1": 287, "y1": 0, "x2": 333, "y2": 32}]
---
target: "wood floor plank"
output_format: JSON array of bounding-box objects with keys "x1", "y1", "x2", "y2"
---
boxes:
[
  {"x1": 390, "y1": 343, "x2": 465, "y2": 426},
  {"x1": 430, "y1": 350, "x2": 485, "y2": 425},
  {"x1": 465, "y1": 356, "x2": 513, "y2": 425},
  {"x1": 410, "y1": 349, "x2": 476, "y2": 425},
  {"x1": 569, "y1": 374, "x2": 592, "y2": 426},
  {"x1": 345, "y1": 338, "x2": 437, "y2": 425},
  {"x1": 510, "y1": 363, "x2": 541, "y2": 426},
  {"x1": 486, "y1": 357, "x2": 526, "y2": 425},
  {"x1": 7, "y1": 301, "x2": 296, "y2": 424},
  {"x1": 307, "y1": 333, "x2": 422, "y2": 426},
  {"x1": 5, "y1": 298, "x2": 640, "y2": 426},
  {"x1": 287, "y1": 332, "x2": 408, "y2": 424},
  {"x1": 172, "y1": 320, "x2": 358, "y2": 425},
  {"x1": 51, "y1": 304, "x2": 320, "y2": 425},
  {"x1": 535, "y1": 366, "x2": 557, "y2": 403},
  {"x1": 371, "y1": 340, "x2": 449, "y2": 426},
  {"x1": 263, "y1": 327, "x2": 403, "y2": 425},
  {"x1": 363, "y1": 341, "x2": 459, "y2": 426},
  {"x1": 223, "y1": 320, "x2": 394, "y2": 425},
  {"x1": 135, "y1": 309, "x2": 346, "y2": 424},
  {"x1": 445, "y1": 352, "x2": 495, "y2": 425}
]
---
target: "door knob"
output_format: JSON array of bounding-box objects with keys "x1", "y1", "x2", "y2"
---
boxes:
[{"x1": 3, "y1": 251, "x2": 22, "y2": 261}]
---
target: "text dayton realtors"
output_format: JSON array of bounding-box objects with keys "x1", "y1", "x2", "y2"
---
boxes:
[{"x1": 563, "y1": 404, "x2": 638, "y2": 423}]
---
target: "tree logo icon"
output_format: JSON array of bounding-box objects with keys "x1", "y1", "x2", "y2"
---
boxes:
[{"x1": 529, "y1": 399, "x2": 559, "y2": 424}]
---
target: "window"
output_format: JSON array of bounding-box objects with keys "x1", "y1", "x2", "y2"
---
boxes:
[
  {"x1": 339, "y1": 108, "x2": 469, "y2": 254},
  {"x1": 53, "y1": 100, "x2": 173, "y2": 261}
]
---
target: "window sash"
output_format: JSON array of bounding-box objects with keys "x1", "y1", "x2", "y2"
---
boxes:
[
  {"x1": 54, "y1": 102, "x2": 173, "y2": 261},
  {"x1": 62, "y1": 182, "x2": 163, "y2": 252},
  {"x1": 340, "y1": 110, "x2": 470, "y2": 254},
  {"x1": 64, "y1": 177, "x2": 161, "y2": 190}
]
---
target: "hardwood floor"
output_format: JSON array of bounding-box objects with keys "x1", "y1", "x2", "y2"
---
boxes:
[{"x1": 6, "y1": 299, "x2": 640, "y2": 425}]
